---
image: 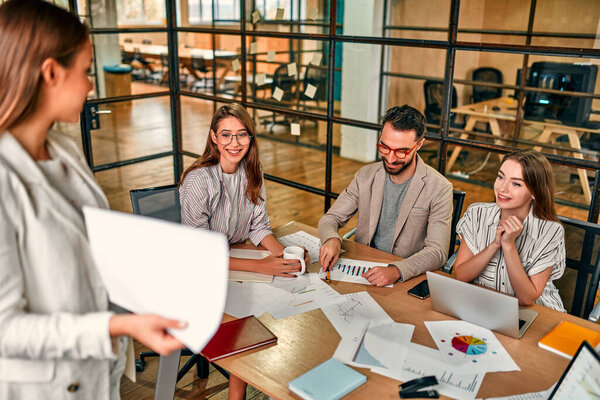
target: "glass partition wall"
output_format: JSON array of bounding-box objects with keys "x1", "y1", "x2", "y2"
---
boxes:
[{"x1": 74, "y1": 0, "x2": 600, "y2": 225}]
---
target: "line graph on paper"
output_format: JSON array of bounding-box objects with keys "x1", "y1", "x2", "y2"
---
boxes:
[{"x1": 321, "y1": 292, "x2": 393, "y2": 336}]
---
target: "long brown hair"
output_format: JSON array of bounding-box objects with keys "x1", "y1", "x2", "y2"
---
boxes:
[
  {"x1": 501, "y1": 150, "x2": 558, "y2": 221},
  {"x1": 0, "y1": 0, "x2": 90, "y2": 133},
  {"x1": 180, "y1": 104, "x2": 263, "y2": 204}
]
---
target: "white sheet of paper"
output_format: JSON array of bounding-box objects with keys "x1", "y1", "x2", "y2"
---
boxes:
[
  {"x1": 232, "y1": 58, "x2": 241, "y2": 72},
  {"x1": 228, "y1": 249, "x2": 273, "y2": 283},
  {"x1": 249, "y1": 41, "x2": 258, "y2": 54},
  {"x1": 83, "y1": 207, "x2": 228, "y2": 354},
  {"x1": 287, "y1": 62, "x2": 297, "y2": 76},
  {"x1": 290, "y1": 123, "x2": 300, "y2": 136},
  {"x1": 304, "y1": 83, "x2": 317, "y2": 99},
  {"x1": 229, "y1": 248, "x2": 270, "y2": 259},
  {"x1": 308, "y1": 7, "x2": 319, "y2": 20},
  {"x1": 278, "y1": 230, "x2": 344, "y2": 264},
  {"x1": 275, "y1": 7, "x2": 284, "y2": 19},
  {"x1": 255, "y1": 73, "x2": 267, "y2": 86},
  {"x1": 224, "y1": 281, "x2": 268, "y2": 318},
  {"x1": 272, "y1": 86, "x2": 284, "y2": 101},
  {"x1": 267, "y1": 50, "x2": 276, "y2": 62},
  {"x1": 333, "y1": 320, "x2": 371, "y2": 368},
  {"x1": 257, "y1": 273, "x2": 344, "y2": 319},
  {"x1": 310, "y1": 53, "x2": 323, "y2": 66},
  {"x1": 252, "y1": 10, "x2": 261, "y2": 23},
  {"x1": 372, "y1": 342, "x2": 485, "y2": 400},
  {"x1": 425, "y1": 320, "x2": 520, "y2": 373},
  {"x1": 321, "y1": 292, "x2": 393, "y2": 336},
  {"x1": 319, "y1": 258, "x2": 393, "y2": 287},
  {"x1": 485, "y1": 385, "x2": 555, "y2": 400}
]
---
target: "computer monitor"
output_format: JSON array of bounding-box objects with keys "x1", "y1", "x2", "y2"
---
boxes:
[{"x1": 523, "y1": 62, "x2": 598, "y2": 126}]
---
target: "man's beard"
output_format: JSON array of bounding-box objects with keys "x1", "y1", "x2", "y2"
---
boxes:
[{"x1": 382, "y1": 154, "x2": 415, "y2": 175}]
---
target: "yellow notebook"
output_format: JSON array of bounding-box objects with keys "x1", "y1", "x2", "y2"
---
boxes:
[{"x1": 538, "y1": 320, "x2": 600, "y2": 359}]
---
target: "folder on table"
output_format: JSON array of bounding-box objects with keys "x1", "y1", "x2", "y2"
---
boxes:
[
  {"x1": 288, "y1": 358, "x2": 366, "y2": 400},
  {"x1": 538, "y1": 320, "x2": 600, "y2": 359},
  {"x1": 202, "y1": 316, "x2": 277, "y2": 362}
]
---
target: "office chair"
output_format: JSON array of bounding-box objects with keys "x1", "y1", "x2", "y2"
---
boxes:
[
  {"x1": 190, "y1": 56, "x2": 212, "y2": 91},
  {"x1": 302, "y1": 65, "x2": 327, "y2": 107},
  {"x1": 268, "y1": 64, "x2": 297, "y2": 132},
  {"x1": 471, "y1": 67, "x2": 503, "y2": 104},
  {"x1": 423, "y1": 80, "x2": 461, "y2": 133},
  {"x1": 129, "y1": 185, "x2": 230, "y2": 382},
  {"x1": 555, "y1": 216, "x2": 600, "y2": 320}
]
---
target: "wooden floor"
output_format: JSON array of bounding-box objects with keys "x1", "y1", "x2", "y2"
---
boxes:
[{"x1": 56, "y1": 82, "x2": 597, "y2": 399}]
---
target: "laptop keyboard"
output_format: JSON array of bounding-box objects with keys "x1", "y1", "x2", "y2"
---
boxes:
[{"x1": 519, "y1": 319, "x2": 526, "y2": 329}]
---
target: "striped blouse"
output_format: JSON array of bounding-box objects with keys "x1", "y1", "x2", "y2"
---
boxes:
[
  {"x1": 456, "y1": 202, "x2": 566, "y2": 312},
  {"x1": 179, "y1": 162, "x2": 273, "y2": 246}
]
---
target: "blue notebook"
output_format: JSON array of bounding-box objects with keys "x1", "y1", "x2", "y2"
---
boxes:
[{"x1": 288, "y1": 358, "x2": 367, "y2": 400}]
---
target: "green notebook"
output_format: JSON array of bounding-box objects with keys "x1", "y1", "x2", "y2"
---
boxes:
[{"x1": 288, "y1": 358, "x2": 367, "y2": 400}]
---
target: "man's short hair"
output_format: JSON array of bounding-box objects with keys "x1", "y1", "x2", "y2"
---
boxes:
[{"x1": 382, "y1": 105, "x2": 426, "y2": 140}]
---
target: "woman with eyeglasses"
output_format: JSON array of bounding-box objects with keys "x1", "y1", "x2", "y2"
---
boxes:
[{"x1": 454, "y1": 150, "x2": 566, "y2": 311}]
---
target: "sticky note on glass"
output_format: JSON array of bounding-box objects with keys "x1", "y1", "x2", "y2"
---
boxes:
[
  {"x1": 256, "y1": 73, "x2": 266, "y2": 86},
  {"x1": 249, "y1": 42, "x2": 258, "y2": 55},
  {"x1": 232, "y1": 59, "x2": 241, "y2": 72},
  {"x1": 305, "y1": 84, "x2": 317, "y2": 99},
  {"x1": 276, "y1": 8, "x2": 284, "y2": 20},
  {"x1": 287, "y1": 62, "x2": 297, "y2": 76},
  {"x1": 308, "y1": 7, "x2": 318, "y2": 20},
  {"x1": 272, "y1": 87, "x2": 284, "y2": 101},
  {"x1": 310, "y1": 53, "x2": 322, "y2": 66},
  {"x1": 267, "y1": 51, "x2": 275, "y2": 62},
  {"x1": 252, "y1": 10, "x2": 261, "y2": 24},
  {"x1": 291, "y1": 123, "x2": 300, "y2": 136}
]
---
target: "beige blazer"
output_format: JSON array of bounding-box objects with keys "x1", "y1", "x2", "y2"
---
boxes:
[
  {"x1": 0, "y1": 130, "x2": 122, "y2": 399},
  {"x1": 318, "y1": 155, "x2": 453, "y2": 280}
]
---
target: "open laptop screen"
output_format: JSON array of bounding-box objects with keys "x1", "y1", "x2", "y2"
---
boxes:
[{"x1": 549, "y1": 341, "x2": 600, "y2": 399}]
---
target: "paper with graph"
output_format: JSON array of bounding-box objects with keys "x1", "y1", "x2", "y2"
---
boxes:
[
  {"x1": 321, "y1": 291, "x2": 393, "y2": 336},
  {"x1": 318, "y1": 258, "x2": 393, "y2": 287}
]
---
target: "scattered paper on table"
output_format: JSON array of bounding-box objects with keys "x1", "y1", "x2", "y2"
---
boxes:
[
  {"x1": 308, "y1": 7, "x2": 319, "y2": 20},
  {"x1": 319, "y1": 258, "x2": 392, "y2": 287},
  {"x1": 291, "y1": 122, "x2": 300, "y2": 136},
  {"x1": 267, "y1": 50, "x2": 276, "y2": 62},
  {"x1": 249, "y1": 41, "x2": 258, "y2": 54},
  {"x1": 373, "y1": 343, "x2": 485, "y2": 400},
  {"x1": 278, "y1": 230, "x2": 345, "y2": 264},
  {"x1": 305, "y1": 84, "x2": 317, "y2": 99},
  {"x1": 276, "y1": 8, "x2": 285, "y2": 19},
  {"x1": 224, "y1": 281, "x2": 268, "y2": 318},
  {"x1": 321, "y1": 292, "x2": 393, "y2": 337},
  {"x1": 83, "y1": 207, "x2": 228, "y2": 354},
  {"x1": 485, "y1": 385, "x2": 556, "y2": 400},
  {"x1": 232, "y1": 58, "x2": 241, "y2": 72},
  {"x1": 287, "y1": 62, "x2": 297, "y2": 76},
  {"x1": 256, "y1": 73, "x2": 267, "y2": 86},
  {"x1": 257, "y1": 273, "x2": 344, "y2": 319},
  {"x1": 425, "y1": 320, "x2": 520, "y2": 373},
  {"x1": 228, "y1": 249, "x2": 273, "y2": 283},
  {"x1": 272, "y1": 86, "x2": 284, "y2": 101},
  {"x1": 252, "y1": 10, "x2": 261, "y2": 23},
  {"x1": 310, "y1": 53, "x2": 323, "y2": 66}
]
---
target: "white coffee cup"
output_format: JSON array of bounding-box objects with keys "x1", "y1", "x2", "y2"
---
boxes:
[{"x1": 283, "y1": 246, "x2": 306, "y2": 276}]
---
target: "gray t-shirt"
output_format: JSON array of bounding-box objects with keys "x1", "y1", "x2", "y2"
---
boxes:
[
  {"x1": 222, "y1": 169, "x2": 241, "y2": 240},
  {"x1": 371, "y1": 175, "x2": 412, "y2": 253}
]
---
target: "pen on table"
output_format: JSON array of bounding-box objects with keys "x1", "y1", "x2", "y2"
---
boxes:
[{"x1": 326, "y1": 269, "x2": 331, "y2": 283}]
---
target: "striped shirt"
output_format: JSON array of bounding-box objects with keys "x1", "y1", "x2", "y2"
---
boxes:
[
  {"x1": 179, "y1": 162, "x2": 273, "y2": 246},
  {"x1": 456, "y1": 202, "x2": 566, "y2": 312}
]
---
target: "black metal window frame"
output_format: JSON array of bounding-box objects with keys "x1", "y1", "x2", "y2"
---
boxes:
[{"x1": 77, "y1": 0, "x2": 600, "y2": 223}]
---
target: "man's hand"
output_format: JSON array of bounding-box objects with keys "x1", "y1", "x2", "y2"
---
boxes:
[
  {"x1": 362, "y1": 266, "x2": 400, "y2": 287},
  {"x1": 319, "y1": 238, "x2": 341, "y2": 271}
]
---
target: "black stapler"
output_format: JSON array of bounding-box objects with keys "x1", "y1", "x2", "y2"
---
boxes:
[{"x1": 398, "y1": 375, "x2": 440, "y2": 399}]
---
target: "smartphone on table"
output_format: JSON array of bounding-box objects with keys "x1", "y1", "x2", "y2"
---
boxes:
[{"x1": 407, "y1": 280, "x2": 430, "y2": 299}]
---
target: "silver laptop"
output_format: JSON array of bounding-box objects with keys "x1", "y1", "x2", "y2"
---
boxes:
[{"x1": 426, "y1": 271, "x2": 538, "y2": 338}]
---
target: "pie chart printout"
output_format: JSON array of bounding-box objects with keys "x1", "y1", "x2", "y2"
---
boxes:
[{"x1": 451, "y1": 336, "x2": 487, "y2": 355}]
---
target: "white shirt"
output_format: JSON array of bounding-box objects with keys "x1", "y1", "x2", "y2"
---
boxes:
[{"x1": 456, "y1": 202, "x2": 566, "y2": 312}]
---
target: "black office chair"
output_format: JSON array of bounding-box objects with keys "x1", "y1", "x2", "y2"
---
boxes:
[
  {"x1": 471, "y1": 67, "x2": 503, "y2": 104},
  {"x1": 441, "y1": 190, "x2": 466, "y2": 273},
  {"x1": 423, "y1": 80, "x2": 461, "y2": 132},
  {"x1": 190, "y1": 55, "x2": 212, "y2": 91},
  {"x1": 555, "y1": 216, "x2": 600, "y2": 320},
  {"x1": 267, "y1": 64, "x2": 297, "y2": 132},
  {"x1": 129, "y1": 184, "x2": 230, "y2": 382},
  {"x1": 302, "y1": 65, "x2": 327, "y2": 107}
]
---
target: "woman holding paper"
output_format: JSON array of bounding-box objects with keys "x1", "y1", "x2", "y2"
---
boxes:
[
  {"x1": 0, "y1": 1, "x2": 185, "y2": 398},
  {"x1": 179, "y1": 104, "x2": 308, "y2": 276},
  {"x1": 454, "y1": 150, "x2": 566, "y2": 311}
]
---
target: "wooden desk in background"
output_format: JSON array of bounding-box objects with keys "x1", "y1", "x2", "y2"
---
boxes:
[
  {"x1": 154, "y1": 221, "x2": 600, "y2": 400},
  {"x1": 449, "y1": 97, "x2": 600, "y2": 204}
]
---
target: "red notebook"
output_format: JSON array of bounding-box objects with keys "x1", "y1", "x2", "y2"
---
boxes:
[{"x1": 202, "y1": 316, "x2": 277, "y2": 362}]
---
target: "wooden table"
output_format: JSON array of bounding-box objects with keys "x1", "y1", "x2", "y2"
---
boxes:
[
  {"x1": 153, "y1": 221, "x2": 600, "y2": 400},
  {"x1": 449, "y1": 97, "x2": 600, "y2": 204},
  {"x1": 121, "y1": 43, "x2": 238, "y2": 87}
]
